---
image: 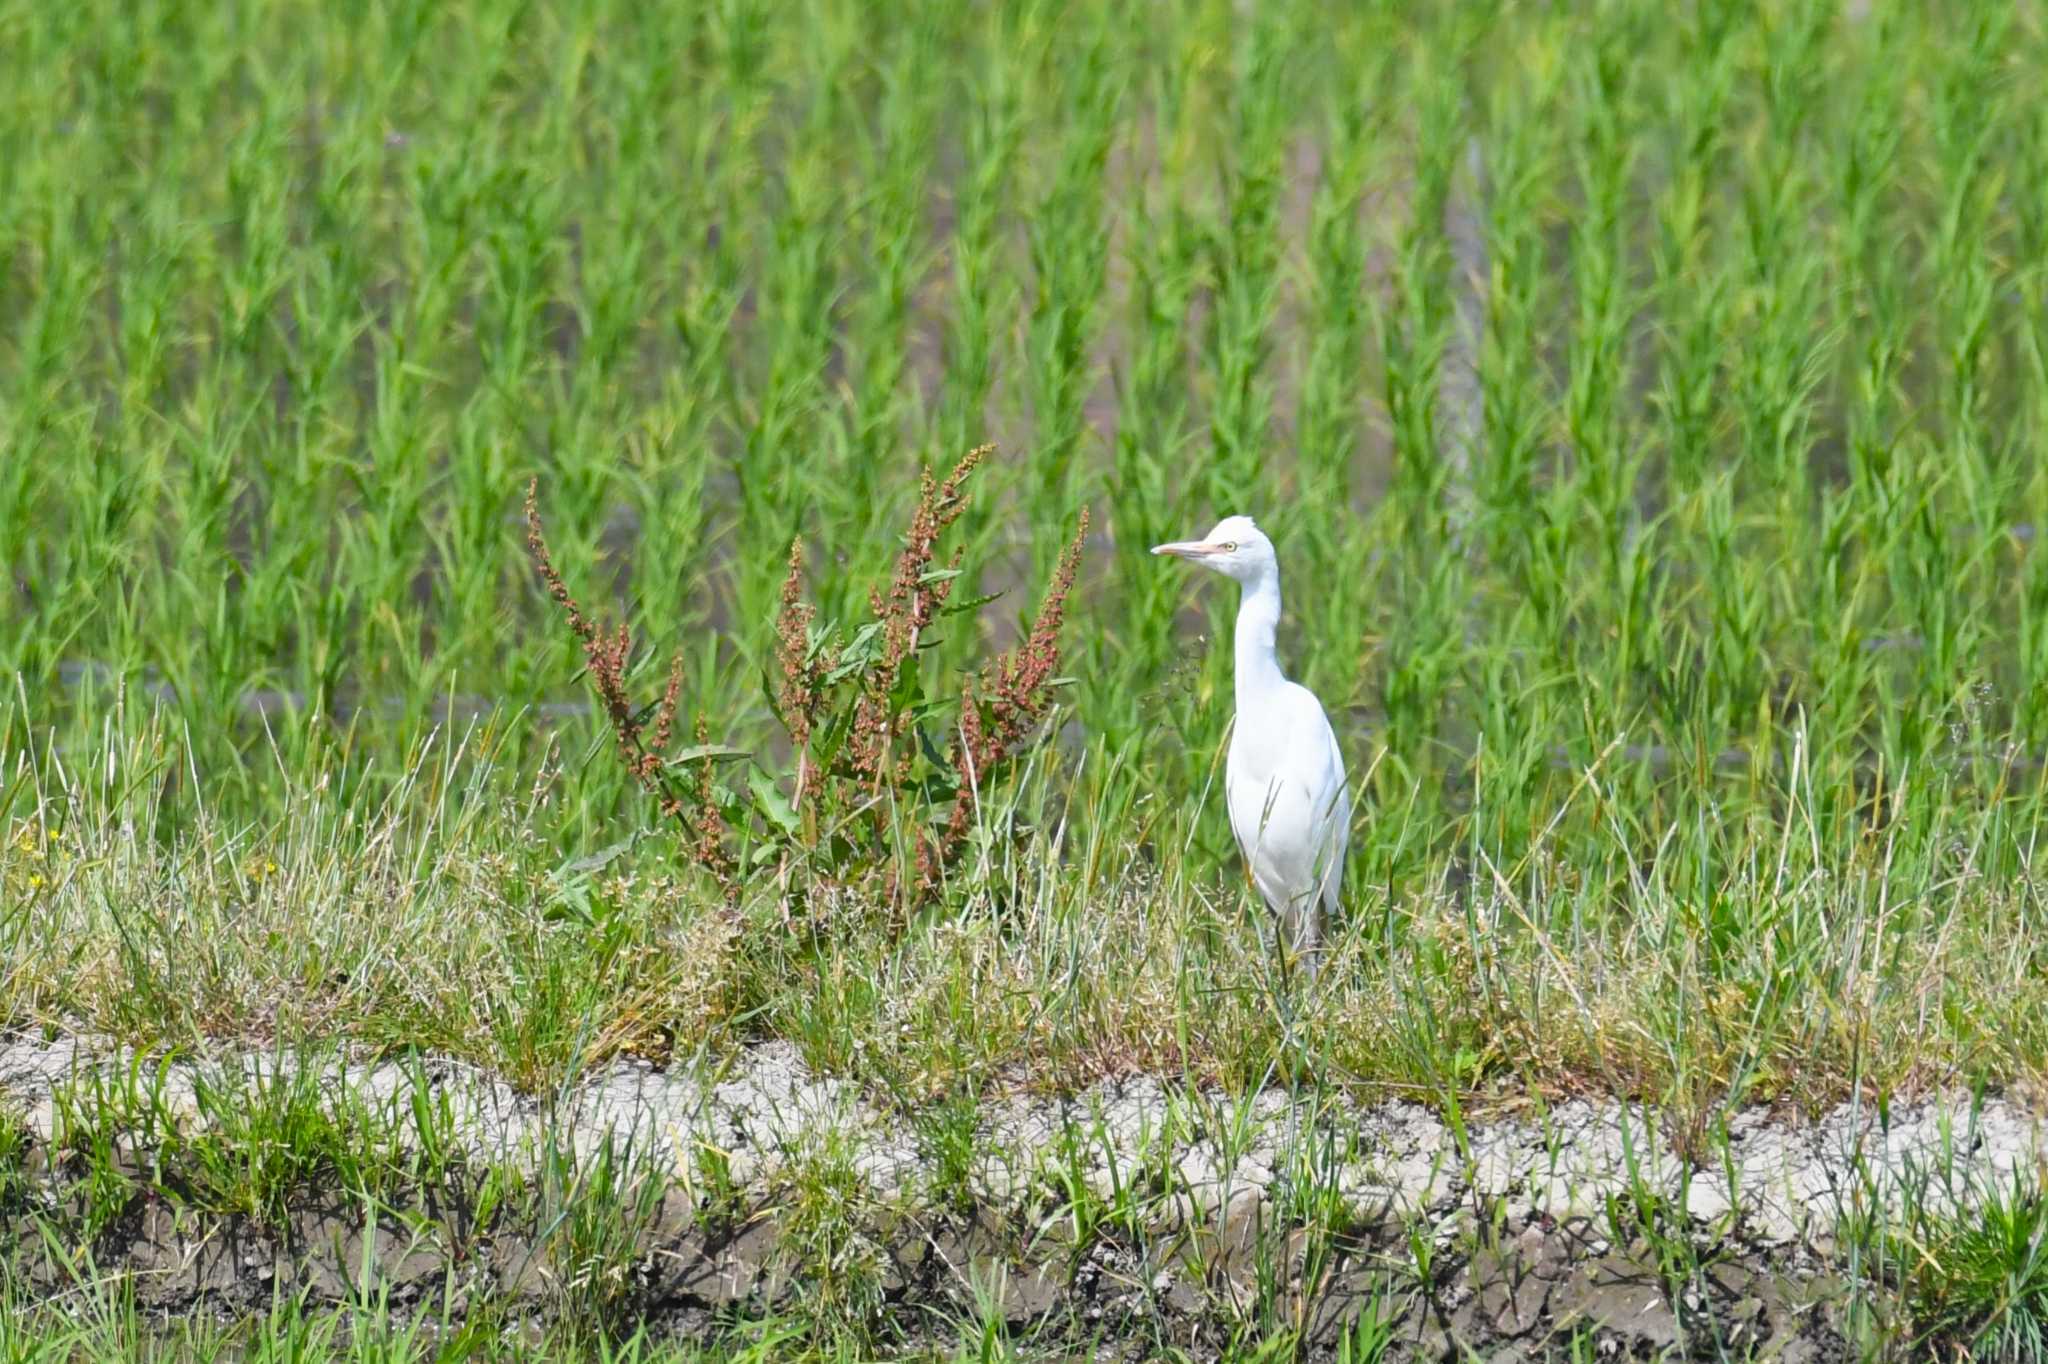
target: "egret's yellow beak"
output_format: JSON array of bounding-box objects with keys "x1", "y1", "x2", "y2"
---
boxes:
[{"x1": 1151, "y1": 540, "x2": 1225, "y2": 559}]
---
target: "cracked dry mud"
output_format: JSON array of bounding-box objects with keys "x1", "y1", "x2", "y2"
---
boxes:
[{"x1": 3, "y1": 1033, "x2": 2040, "y2": 1358}]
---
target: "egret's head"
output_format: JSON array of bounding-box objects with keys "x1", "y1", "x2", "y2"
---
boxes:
[{"x1": 1150, "y1": 514, "x2": 1276, "y2": 584}]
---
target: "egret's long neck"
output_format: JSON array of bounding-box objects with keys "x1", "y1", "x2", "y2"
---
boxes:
[{"x1": 1233, "y1": 569, "x2": 1287, "y2": 708}]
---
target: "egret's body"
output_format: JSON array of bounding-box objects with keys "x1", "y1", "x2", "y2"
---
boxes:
[{"x1": 1153, "y1": 517, "x2": 1348, "y2": 970}]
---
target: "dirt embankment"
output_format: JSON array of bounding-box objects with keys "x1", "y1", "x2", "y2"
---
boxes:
[{"x1": 3, "y1": 1035, "x2": 2040, "y2": 1358}]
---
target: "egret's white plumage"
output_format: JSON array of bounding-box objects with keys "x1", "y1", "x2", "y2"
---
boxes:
[{"x1": 1153, "y1": 516, "x2": 1348, "y2": 972}]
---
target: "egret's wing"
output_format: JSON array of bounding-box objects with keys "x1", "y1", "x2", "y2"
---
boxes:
[
  {"x1": 1308, "y1": 696, "x2": 1349, "y2": 905},
  {"x1": 1319, "y1": 758, "x2": 1350, "y2": 913},
  {"x1": 1226, "y1": 685, "x2": 1348, "y2": 913},
  {"x1": 1223, "y1": 758, "x2": 1271, "y2": 878}
]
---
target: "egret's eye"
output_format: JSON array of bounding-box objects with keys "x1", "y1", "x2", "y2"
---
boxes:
[{"x1": 1223, "y1": 541, "x2": 1238, "y2": 552}]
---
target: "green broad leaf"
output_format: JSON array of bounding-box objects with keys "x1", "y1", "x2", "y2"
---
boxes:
[
  {"x1": 541, "y1": 891, "x2": 594, "y2": 927},
  {"x1": 909, "y1": 697, "x2": 956, "y2": 724},
  {"x1": 669, "y1": 744, "x2": 751, "y2": 765},
  {"x1": 559, "y1": 837, "x2": 636, "y2": 877},
  {"x1": 917, "y1": 724, "x2": 953, "y2": 772},
  {"x1": 887, "y1": 652, "x2": 922, "y2": 714},
  {"x1": 541, "y1": 867, "x2": 600, "y2": 925},
  {"x1": 941, "y1": 591, "x2": 1004, "y2": 616},
  {"x1": 748, "y1": 767, "x2": 801, "y2": 837},
  {"x1": 811, "y1": 711, "x2": 852, "y2": 775},
  {"x1": 823, "y1": 621, "x2": 887, "y2": 683},
  {"x1": 917, "y1": 567, "x2": 964, "y2": 584}
]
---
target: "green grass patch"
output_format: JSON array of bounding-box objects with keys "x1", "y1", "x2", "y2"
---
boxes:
[{"x1": 2, "y1": 0, "x2": 2046, "y2": 1116}]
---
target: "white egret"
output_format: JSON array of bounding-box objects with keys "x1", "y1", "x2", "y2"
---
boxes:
[{"x1": 1153, "y1": 516, "x2": 1349, "y2": 974}]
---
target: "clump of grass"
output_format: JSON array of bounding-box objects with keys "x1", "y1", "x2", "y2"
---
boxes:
[
  {"x1": 1904, "y1": 1178, "x2": 2048, "y2": 1361},
  {"x1": 46, "y1": 1056, "x2": 180, "y2": 1240},
  {"x1": 528, "y1": 448, "x2": 1087, "y2": 911},
  {"x1": 180, "y1": 1051, "x2": 419, "y2": 1227},
  {"x1": 773, "y1": 1128, "x2": 889, "y2": 1351},
  {"x1": 527, "y1": 1129, "x2": 670, "y2": 1341},
  {"x1": 43, "y1": 1047, "x2": 448, "y2": 1238},
  {"x1": 0, "y1": 1272, "x2": 819, "y2": 1362},
  {"x1": 0, "y1": 1099, "x2": 32, "y2": 1217},
  {"x1": 910, "y1": 1087, "x2": 984, "y2": 1217}
]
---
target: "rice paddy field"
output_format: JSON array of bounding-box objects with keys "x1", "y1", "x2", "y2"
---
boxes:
[{"x1": 7, "y1": 0, "x2": 2048, "y2": 1357}]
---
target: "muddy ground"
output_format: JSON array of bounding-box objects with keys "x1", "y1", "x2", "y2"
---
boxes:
[{"x1": 3, "y1": 1034, "x2": 2041, "y2": 1358}]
